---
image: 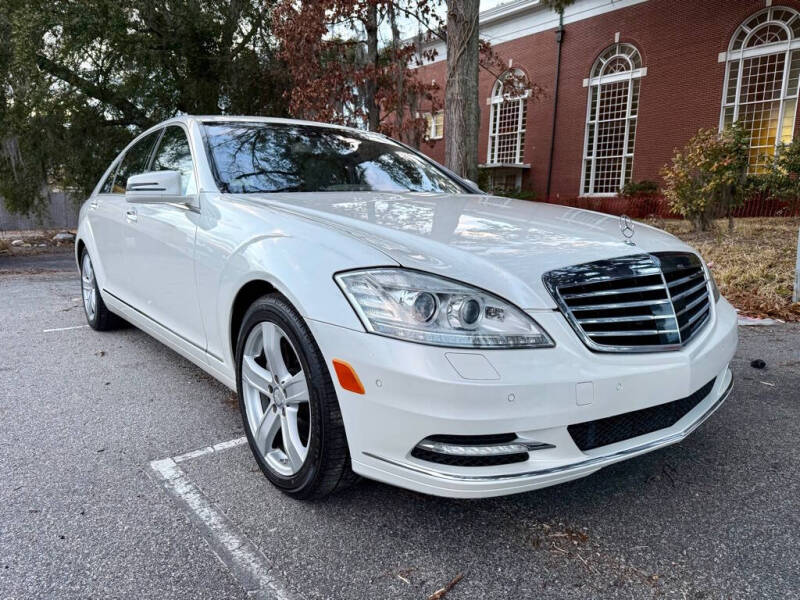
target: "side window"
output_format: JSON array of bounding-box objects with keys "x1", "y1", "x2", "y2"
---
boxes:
[
  {"x1": 112, "y1": 130, "x2": 161, "y2": 194},
  {"x1": 99, "y1": 161, "x2": 119, "y2": 194},
  {"x1": 151, "y1": 126, "x2": 197, "y2": 195}
]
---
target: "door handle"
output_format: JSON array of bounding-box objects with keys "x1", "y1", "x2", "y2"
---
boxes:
[{"x1": 125, "y1": 207, "x2": 138, "y2": 222}]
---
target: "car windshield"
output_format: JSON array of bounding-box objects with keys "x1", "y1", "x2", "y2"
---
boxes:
[{"x1": 203, "y1": 122, "x2": 467, "y2": 194}]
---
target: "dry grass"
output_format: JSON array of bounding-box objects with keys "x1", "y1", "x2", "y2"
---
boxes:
[{"x1": 657, "y1": 217, "x2": 800, "y2": 321}]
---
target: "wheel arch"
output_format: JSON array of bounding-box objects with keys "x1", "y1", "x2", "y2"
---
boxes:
[
  {"x1": 229, "y1": 279, "x2": 279, "y2": 364},
  {"x1": 76, "y1": 238, "x2": 86, "y2": 266}
]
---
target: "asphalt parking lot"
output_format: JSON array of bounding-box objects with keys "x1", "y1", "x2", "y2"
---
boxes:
[{"x1": 1, "y1": 260, "x2": 799, "y2": 599}]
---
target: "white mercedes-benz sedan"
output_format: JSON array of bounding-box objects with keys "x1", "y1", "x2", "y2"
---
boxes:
[{"x1": 76, "y1": 115, "x2": 737, "y2": 499}]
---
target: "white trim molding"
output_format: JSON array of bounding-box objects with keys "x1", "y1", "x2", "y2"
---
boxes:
[{"x1": 414, "y1": 0, "x2": 650, "y2": 66}]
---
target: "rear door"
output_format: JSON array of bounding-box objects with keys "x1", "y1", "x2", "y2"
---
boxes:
[
  {"x1": 90, "y1": 130, "x2": 161, "y2": 298},
  {"x1": 124, "y1": 125, "x2": 206, "y2": 350}
]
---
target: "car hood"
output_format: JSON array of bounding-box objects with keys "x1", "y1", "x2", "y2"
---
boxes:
[{"x1": 240, "y1": 191, "x2": 696, "y2": 309}]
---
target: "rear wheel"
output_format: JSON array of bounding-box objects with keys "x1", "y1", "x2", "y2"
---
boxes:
[
  {"x1": 80, "y1": 250, "x2": 120, "y2": 331},
  {"x1": 236, "y1": 294, "x2": 358, "y2": 499}
]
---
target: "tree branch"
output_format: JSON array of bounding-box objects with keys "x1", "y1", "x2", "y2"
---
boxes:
[
  {"x1": 388, "y1": 1, "x2": 445, "y2": 42},
  {"x1": 34, "y1": 55, "x2": 149, "y2": 127},
  {"x1": 230, "y1": 10, "x2": 265, "y2": 59}
]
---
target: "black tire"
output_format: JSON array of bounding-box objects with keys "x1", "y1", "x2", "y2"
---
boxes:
[
  {"x1": 235, "y1": 294, "x2": 359, "y2": 499},
  {"x1": 79, "y1": 248, "x2": 121, "y2": 331}
]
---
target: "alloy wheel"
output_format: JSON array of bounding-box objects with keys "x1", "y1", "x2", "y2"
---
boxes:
[
  {"x1": 241, "y1": 321, "x2": 311, "y2": 476},
  {"x1": 81, "y1": 253, "x2": 98, "y2": 321}
]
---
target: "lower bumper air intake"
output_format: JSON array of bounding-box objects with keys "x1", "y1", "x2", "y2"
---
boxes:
[{"x1": 568, "y1": 378, "x2": 717, "y2": 451}]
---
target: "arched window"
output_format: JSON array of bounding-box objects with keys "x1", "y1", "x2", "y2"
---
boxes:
[
  {"x1": 721, "y1": 6, "x2": 800, "y2": 173},
  {"x1": 582, "y1": 43, "x2": 645, "y2": 195},
  {"x1": 487, "y1": 69, "x2": 529, "y2": 165}
]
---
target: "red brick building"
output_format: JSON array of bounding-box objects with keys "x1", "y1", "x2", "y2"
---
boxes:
[{"x1": 414, "y1": 0, "x2": 800, "y2": 199}]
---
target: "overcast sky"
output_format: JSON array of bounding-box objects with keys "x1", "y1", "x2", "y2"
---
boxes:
[
  {"x1": 389, "y1": 0, "x2": 513, "y2": 41},
  {"x1": 328, "y1": 1, "x2": 520, "y2": 48}
]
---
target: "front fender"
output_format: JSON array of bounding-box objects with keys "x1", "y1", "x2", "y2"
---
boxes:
[
  {"x1": 195, "y1": 197, "x2": 397, "y2": 369},
  {"x1": 75, "y1": 199, "x2": 101, "y2": 282}
]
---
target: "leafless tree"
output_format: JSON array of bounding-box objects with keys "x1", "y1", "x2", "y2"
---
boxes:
[{"x1": 444, "y1": 0, "x2": 480, "y2": 182}]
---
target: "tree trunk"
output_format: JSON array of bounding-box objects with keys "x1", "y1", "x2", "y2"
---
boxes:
[
  {"x1": 387, "y1": 2, "x2": 405, "y2": 140},
  {"x1": 445, "y1": 0, "x2": 480, "y2": 182},
  {"x1": 364, "y1": 3, "x2": 380, "y2": 132}
]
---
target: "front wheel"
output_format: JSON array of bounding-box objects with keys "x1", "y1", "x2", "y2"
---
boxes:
[
  {"x1": 236, "y1": 294, "x2": 358, "y2": 499},
  {"x1": 80, "y1": 249, "x2": 121, "y2": 331}
]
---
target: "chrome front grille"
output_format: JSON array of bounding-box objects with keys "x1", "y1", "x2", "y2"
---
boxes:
[{"x1": 543, "y1": 253, "x2": 712, "y2": 352}]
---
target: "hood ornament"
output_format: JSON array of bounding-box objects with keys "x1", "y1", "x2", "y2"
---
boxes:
[{"x1": 619, "y1": 214, "x2": 636, "y2": 246}]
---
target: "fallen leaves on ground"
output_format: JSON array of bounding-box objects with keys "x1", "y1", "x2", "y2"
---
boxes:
[{"x1": 661, "y1": 217, "x2": 800, "y2": 321}]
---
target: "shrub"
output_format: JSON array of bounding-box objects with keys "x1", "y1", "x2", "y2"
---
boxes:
[
  {"x1": 661, "y1": 123, "x2": 749, "y2": 231},
  {"x1": 619, "y1": 180, "x2": 660, "y2": 198},
  {"x1": 476, "y1": 167, "x2": 537, "y2": 200},
  {"x1": 494, "y1": 187, "x2": 537, "y2": 201},
  {"x1": 759, "y1": 137, "x2": 800, "y2": 207}
]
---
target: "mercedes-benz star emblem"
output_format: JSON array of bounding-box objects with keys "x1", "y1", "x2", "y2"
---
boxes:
[{"x1": 619, "y1": 214, "x2": 635, "y2": 245}]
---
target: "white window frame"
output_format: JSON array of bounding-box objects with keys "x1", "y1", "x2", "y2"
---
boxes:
[
  {"x1": 580, "y1": 43, "x2": 646, "y2": 197},
  {"x1": 486, "y1": 69, "x2": 529, "y2": 165},
  {"x1": 719, "y1": 6, "x2": 800, "y2": 173},
  {"x1": 420, "y1": 111, "x2": 444, "y2": 141},
  {"x1": 429, "y1": 111, "x2": 443, "y2": 140}
]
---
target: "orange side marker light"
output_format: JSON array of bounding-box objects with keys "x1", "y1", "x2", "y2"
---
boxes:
[{"x1": 332, "y1": 359, "x2": 365, "y2": 395}]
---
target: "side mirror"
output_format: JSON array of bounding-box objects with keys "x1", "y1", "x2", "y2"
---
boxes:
[
  {"x1": 464, "y1": 178, "x2": 484, "y2": 193},
  {"x1": 126, "y1": 171, "x2": 182, "y2": 202}
]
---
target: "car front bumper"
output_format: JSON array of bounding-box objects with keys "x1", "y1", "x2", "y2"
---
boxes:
[{"x1": 308, "y1": 297, "x2": 738, "y2": 498}]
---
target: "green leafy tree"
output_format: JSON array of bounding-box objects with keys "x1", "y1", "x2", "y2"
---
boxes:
[
  {"x1": 661, "y1": 123, "x2": 750, "y2": 232},
  {"x1": 0, "y1": 0, "x2": 289, "y2": 216},
  {"x1": 760, "y1": 138, "x2": 800, "y2": 209}
]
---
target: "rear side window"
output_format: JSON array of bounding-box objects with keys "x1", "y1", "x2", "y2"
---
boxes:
[
  {"x1": 112, "y1": 130, "x2": 161, "y2": 193},
  {"x1": 151, "y1": 126, "x2": 196, "y2": 195}
]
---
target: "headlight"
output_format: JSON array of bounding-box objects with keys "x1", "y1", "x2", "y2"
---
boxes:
[{"x1": 334, "y1": 268, "x2": 554, "y2": 349}]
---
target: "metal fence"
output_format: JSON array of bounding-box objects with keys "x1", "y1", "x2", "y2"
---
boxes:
[
  {"x1": 3, "y1": 189, "x2": 798, "y2": 231},
  {"x1": 539, "y1": 194, "x2": 800, "y2": 219},
  {"x1": 0, "y1": 192, "x2": 80, "y2": 232}
]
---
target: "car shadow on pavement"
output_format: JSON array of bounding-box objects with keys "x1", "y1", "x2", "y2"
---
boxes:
[{"x1": 180, "y1": 325, "x2": 798, "y2": 599}]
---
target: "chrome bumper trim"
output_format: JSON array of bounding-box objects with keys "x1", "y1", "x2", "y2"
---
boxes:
[{"x1": 363, "y1": 377, "x2": 733, "y2": 483}]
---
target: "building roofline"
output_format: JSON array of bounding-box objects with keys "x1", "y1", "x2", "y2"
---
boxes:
[
  {"x1": 480, "y1": 0, "x2": 544, "y2": 26},
  {"x1": 412, "y1": 0, "x2": 650, "y2": 65},
  {"x1": 406, "y1": 0, "x2": 545, "y2": 49}
]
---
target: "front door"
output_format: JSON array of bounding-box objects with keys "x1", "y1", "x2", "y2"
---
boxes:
[
  {"x1": 124, "y1": 125, "x2": 206, "y2": 351},
  {"x1": 90, "y1": 130, "x2": 161, "y2": 298}
]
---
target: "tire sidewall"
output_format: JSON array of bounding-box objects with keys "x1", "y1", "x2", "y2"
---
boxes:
[
  {"x1": 235, "y1": 297, "x2": 328, "y2": 495},
  {"x1": 79, "y1": 249, "x2": 100, "y2": 329}
]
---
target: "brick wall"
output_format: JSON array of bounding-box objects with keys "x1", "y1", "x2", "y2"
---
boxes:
[{"x1": 415, "y1": 0, "x2": 800, "y2": 199}]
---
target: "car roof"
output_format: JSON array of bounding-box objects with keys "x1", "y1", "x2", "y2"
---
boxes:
[{"x1": 166, "y1": 114, "x2": 371, "y2": 136}]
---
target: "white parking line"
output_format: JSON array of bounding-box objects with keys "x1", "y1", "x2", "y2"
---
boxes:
[
  {"x1": 150, "y1": 438, "x2": 294, "y2": 600},
  {"x1": 42, "y1": 324, "x2": 89, "y2": 333},
  {"x1": 172, "y1": 436, "x2": 248, "y2": 463}
]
